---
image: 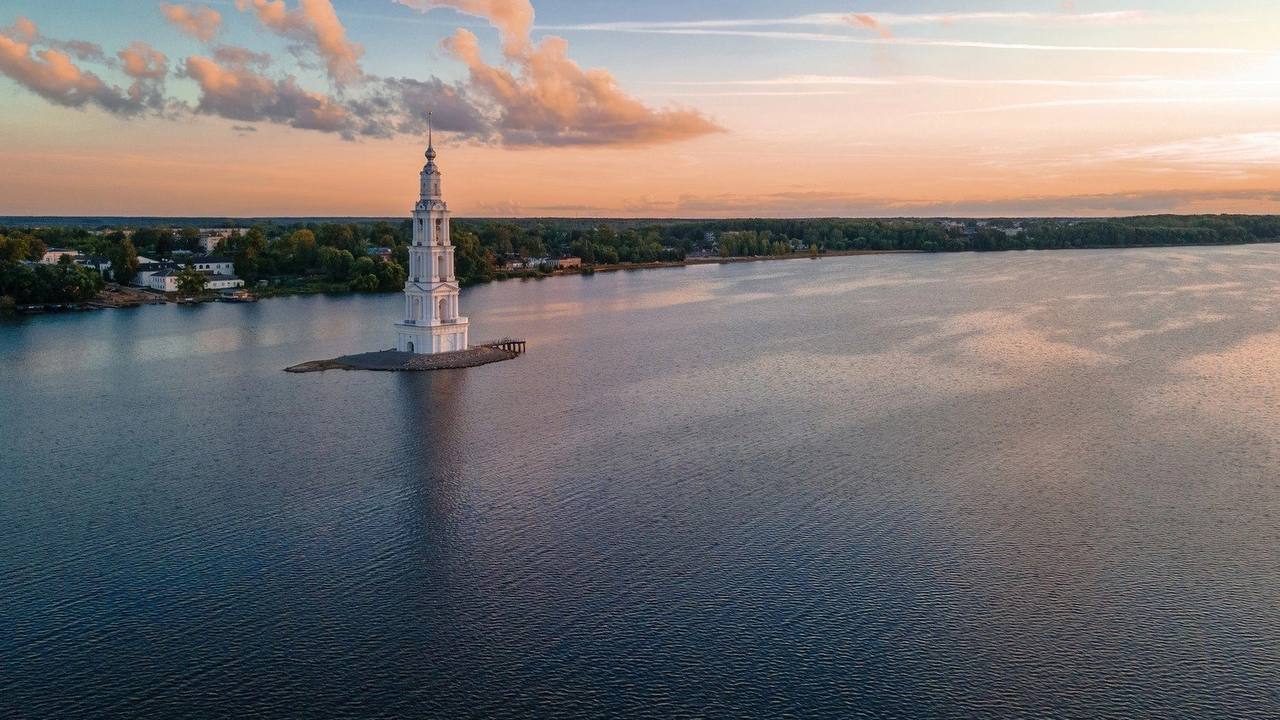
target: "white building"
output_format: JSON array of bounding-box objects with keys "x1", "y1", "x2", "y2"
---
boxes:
[
  {"x1": 132, "y1": 257, "x2": 174, "y2": 287},
  {"x1": 147, "y1": 269, "x2": 245, "y2": 293},
  {"x1": 199, "y1": 229, "x2": 239, "y2": 254},
  {"x1": 393, "y1": 128, "x2": 469, "y2": 354},
  {"x1": 189, "y1": 256, "x2": 235, "y2": 275}
]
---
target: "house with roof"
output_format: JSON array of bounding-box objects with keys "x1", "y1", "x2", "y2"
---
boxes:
[
  {"x1": 199, "y1": 229, "x2": 239, "y2": 254},
  {"x1": 132, "y1": 257, "x2": 176, "y2": 287},
  {"x1": 76, "y1": 255, "x2": 112, "y2": 275},
  {"x1": 147, "y1": 269, "x2": 245, "y2": 293},
  {"x1": 189, "y1": 256, "x2": 235, "y2": 275},
  {"x1": 41, "y1": 248, "x2": 80, "y2": 264}
]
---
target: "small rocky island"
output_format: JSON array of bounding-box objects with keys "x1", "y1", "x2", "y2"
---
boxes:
[{"x1": 286, "y1": 341, "x2": 525, "y2": 374}]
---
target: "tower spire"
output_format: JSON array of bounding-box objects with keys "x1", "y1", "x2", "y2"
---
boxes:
[{"x1": 425, "y1": 111, "x2": 436, "y2": 162}]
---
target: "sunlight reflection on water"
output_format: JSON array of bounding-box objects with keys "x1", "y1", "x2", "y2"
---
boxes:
[{"x1": 4, "y1": 246, "x2": 1280, "y2": 718}]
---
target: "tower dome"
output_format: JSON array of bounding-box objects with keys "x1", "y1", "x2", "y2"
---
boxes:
[{"x1": 420, "y1": 116, "x2": 443, "y2": 201}]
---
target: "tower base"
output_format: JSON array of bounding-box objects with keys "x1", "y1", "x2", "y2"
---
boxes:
[{"x1": 394, "y1": 319, "x2": 469, "y2": 355}]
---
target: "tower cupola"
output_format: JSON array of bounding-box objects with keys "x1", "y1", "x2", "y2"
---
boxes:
[{"x1": 420, "y1": 113, "x2": 443, "y2": 201}]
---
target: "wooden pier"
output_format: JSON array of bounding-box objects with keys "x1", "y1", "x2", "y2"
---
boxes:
[{"x1": 486, "y1": 339, "x2": 527, "y2": 355}]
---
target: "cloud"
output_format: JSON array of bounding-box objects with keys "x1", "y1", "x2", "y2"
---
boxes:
[
  {"x1": 184, "y1": 53, "x2": 352, "y2": 134},
  {"x1": 919, "y1": 96, "x2": 1280, "y2": 116},
  {"x1": 397, "y1": 0, "x2": 723, "y2": 146},
  {"x1": 4, "y1": 16, "x2": 107, "y2": 62},
  {"x1": 560, "y1": 26, "x2": 1248, "y2": 56},
  {"x1": 549, "y1": 12, "x2": 1246, "y2": 56},
  {"x1": 364, "y1": 75, "x2": 491, "y2": 138},
  {"x1": 839, "y1": 11, "x2": 1160, "y2": 28},
  {"x1": 46, "y1": 38, "x2": 108, "y2": 64},
  {"x1": 399, "y1": 0, "x2": 534, "y2": 54},
  {"x1": 0, "y1": 15, "x2": 482, "y2": 143},
  {"x1": 554, "y1": 11, "x2": 1197, "y2": 32},
  {"x1": 848, "y1": 14, "x2": 891, "y2": 39},
  {"x1": 461, "y1": 187, "x2": 1280, "y2": 218},
  {"x1": 1, "y1": 3, "x2": 716, "y2": 148},
  {"x1": 1102, "y1": 132, "x2": 1280, "y2": 168},
  {"x1": 118, "y1": 41, "x2": 168, "y2": 79},
  {"x1": 117, "y1": 41, "x2": 171, "y2": 111},
  {"x1": 0, "y1": 17, "x2": 146, "y2": 115},
  {"x1": 664, "y1": 75, "x2": 1280, "y2": 89},
  {"x1": 161, "y1": 3, "x2": 223, "y2": 42},
  {"x1": 234, "y1": 0, "x2": 363, "y2": 84},
  {"x1": 6, "y1": 16, "x2": 36, "y2": 43},
  {"x1": 212, "y1": 44, "x2": 273, "y2": 69},
  {"x1": 659, "y1": 188, "x2": 1280, "y2": 218}
]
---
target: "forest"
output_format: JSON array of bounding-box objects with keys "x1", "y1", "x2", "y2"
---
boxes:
[{"x1": 4, "y1": 215, "x2": 1280, "y2": 308}]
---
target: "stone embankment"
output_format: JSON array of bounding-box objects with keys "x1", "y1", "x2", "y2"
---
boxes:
[{"x1": 285, "y1": 343, "x2": 522, "y2": 373}]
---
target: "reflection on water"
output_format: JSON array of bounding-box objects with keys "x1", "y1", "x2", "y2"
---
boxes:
[{"x1": 4, "y1": 246, "x2": 1280, "y2": 718}]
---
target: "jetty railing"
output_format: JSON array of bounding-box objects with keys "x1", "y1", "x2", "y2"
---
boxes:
[{"x1": 480, "y1": 338, "x2": 527, "y2": 355}]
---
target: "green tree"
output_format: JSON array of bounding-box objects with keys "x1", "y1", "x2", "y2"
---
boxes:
[
  {"x1": 349, "y1": 273, "x2": 379, "y2": 292},
  {"x1": 178, "y1": 227, "x2": 201, "y2": 252},
  {"x1": 134, "y1": 227, "x2": 176, "y2": 258},
  {"x1": 289, "y1": 229, "x2": 318, "y2": 270},
  {"x1": 176, "y1": 263, "x2": 207, "y2": 295},
  {"x1": 109, "y1": 237, "x2": 139, "y2": 285},
  {"x1": 597, "y1": 245, "x2": 619, "y2": 264},
  {"x1": 375, "y1": 260, "x2": 406, "y2": 291},
  {"x1": 0, "y1": 234, "x2": 48, "y2": 263},
  {"x1": 318, "y1": 247, "x2": 355, "y2": 281},
  {"x1": 318, "y1": 224, "x2": 364, "y2": 255},
  {"x1": 234, "y1": 227, "x2": 268, "y2": 279}
]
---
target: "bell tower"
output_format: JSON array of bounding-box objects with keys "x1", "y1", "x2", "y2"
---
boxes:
[{"x1": 394, "y1": 116, "x2": 470, "y2": 354}]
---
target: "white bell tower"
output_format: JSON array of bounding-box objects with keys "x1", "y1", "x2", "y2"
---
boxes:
[{"x1": 394, "y1": 117, "x2": 470, "y2": 354}]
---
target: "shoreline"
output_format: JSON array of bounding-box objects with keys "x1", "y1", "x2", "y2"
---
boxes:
[
  {"x1": 557, "y1": 248, "x2": 918, "y2": 277},
  {"x1": 8, "y1": 241, "x2": 1279, "y2": 316},
  {"x1": 8, "y1": 250, "x2": 912, "y2": 315}
]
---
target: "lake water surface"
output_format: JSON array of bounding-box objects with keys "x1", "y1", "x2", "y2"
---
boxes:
[{"x1": 3, "y1": 248, "x2": 1280, "y2": 718}]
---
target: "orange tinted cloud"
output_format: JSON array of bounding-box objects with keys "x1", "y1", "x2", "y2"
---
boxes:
[
  {"x1": 0, "y1": 18, "x2": 140, "y2": 113},
  {"x1": 400, "y1": 0, "x2": 722, "y2": 146},
  {"x1": 848, "y1": 14, "x2": 892, "y2": 39},
  {"x1": 234, "y1": 0, "x2": 363, "y2": 84},
  {"x1": 9, "y1": 16, "x2": 37, "y2": 43},
  {"x1": 445, "y1": 29, "x2": 721, "y2": 146},
  {"x1": 118, "y1": 41, "x2": 167, "y2": 79},
  {"x1": 3, "y1": 2, "x2": 721, "y2": 149},
  {"x1": 399, "y1": 0, "x2": 535, "y2": 54},
  {"x1": 161, "y1": 3, "x2": 223, "y2": 42}
]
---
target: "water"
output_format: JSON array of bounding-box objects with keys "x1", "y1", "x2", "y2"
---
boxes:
[{"x1": 3, "y1": 247, "x2": 1279, "y2": 718}]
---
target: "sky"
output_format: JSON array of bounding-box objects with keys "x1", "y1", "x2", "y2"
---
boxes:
[{"x1": 1, "y1": 0, "x2": 1279, "y2": 218}]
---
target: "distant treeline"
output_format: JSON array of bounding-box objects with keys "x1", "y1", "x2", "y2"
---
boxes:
[{"x1": 4, "y1": 216, "x2": 1280, "y2": 307}]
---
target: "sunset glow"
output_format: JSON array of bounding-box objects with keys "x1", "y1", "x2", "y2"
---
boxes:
[{"x1": 1, "y1": 0, "x2": 1277, "y2": 217}]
